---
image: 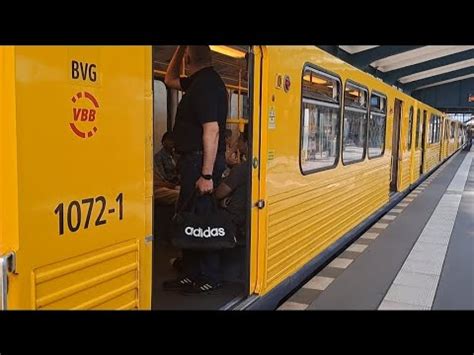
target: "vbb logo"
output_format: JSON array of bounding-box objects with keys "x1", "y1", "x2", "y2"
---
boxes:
[{"x1": 70, "y1": 91, "x2": 100, "y2": 139}]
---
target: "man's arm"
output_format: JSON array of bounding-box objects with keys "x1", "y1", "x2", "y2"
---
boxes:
[
  {"x1": 164, "y1": 46, "x2": 186, "y2": 90},
  {"x1": 196, "y1": 122, "x2": 219, "y2": 194},
  {"x1": 215, "y1": 163, "x2": 246, "y2": 200},
  {"x1": 202, "y1": 122, "x2": 219, "y2": 176}
]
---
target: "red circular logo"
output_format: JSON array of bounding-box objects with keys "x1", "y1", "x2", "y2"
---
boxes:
[
  {"x1": 70, "y1": 91, "x2": 100, "y2": 138},
  {"x1": 284, "y1": 75, "x2": 291, "y2": 92}
]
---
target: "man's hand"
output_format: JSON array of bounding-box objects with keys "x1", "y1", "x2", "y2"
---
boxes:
[
  {"x1": 164, "y1": 46, "x2": 186, "y2": 90},
  {"x1": 196, "y1": 176, "x2": 213, "y2": 194}
]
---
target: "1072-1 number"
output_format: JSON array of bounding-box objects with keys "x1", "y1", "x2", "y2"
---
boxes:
[{"x1": 54, "y1": 193, "x2": 123, "y2": 235}]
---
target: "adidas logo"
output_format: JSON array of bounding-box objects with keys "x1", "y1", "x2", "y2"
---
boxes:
[{"x1": 184, "y1": 226, "x2": 225, "y2": 238}]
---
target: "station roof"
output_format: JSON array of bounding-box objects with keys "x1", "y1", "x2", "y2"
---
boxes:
[
  {"x1": 318, "y1": 46, "x2": 474, "y2": 117},
  {"x1": 319, "y1": 46, "x2": 474, "y2": 93}
]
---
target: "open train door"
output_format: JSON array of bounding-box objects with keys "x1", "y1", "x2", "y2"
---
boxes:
[
  {"x1": 420, "y1": 110, "x2": 427, "y2": 174},
  {"x1": 439, "y1": 117, "x2": 445, "y2": 161},
  {"x1": 0, "y1": 46, "x2": 153, "y2": 310},
  {"x1": 390, "y1": 99, "x2": 403, "y2": 192}
]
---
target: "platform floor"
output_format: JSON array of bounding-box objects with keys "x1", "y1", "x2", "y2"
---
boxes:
[{"x1": 278, "y1": 148, "x2": 473, "y2": 310}]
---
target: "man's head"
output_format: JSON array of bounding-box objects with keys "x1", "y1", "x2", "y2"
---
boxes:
[
  {"x1": 161, "y1": 132, "x2": 175, "y2": 153},
  {"x1": 185, "y1": 46, "x2": 212, "y2": 75},
  {"x1": 237, "y1": 132, "x2": 249, "y2": 156}
]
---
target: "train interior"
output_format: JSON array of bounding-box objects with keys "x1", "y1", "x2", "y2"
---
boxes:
[{"x1": 151, "y1": 45, "x2": 252, "y2": 309}]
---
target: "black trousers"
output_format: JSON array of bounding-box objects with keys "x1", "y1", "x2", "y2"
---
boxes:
[{"x1": 176, "y1": 152, "x2": 226, "y2": 283}]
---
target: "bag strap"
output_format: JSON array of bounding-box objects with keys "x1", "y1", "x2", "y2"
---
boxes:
[
  {"x1": 178, "y1": 189, "x2": 198, "y2": 214},
  {"x1": 209, "y1": 195, "x2": 219, "y2": 212},
  {"x1": 200, "y1": 194, "x2": 220, "y2": 215},
  {"x1": 178, "y1": 190, "x2": 220, "y2": 215}
]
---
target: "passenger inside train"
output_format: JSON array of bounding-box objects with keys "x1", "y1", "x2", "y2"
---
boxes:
[
  {"x1": 153, "y1": 132, "x2": 180, "y2": 210},
  {"x1": 215, "y1": 131, "x2": 249, "y2": 263},
  {"x1": 151, "y1": 45, "x2": 250, "y2": 309}
]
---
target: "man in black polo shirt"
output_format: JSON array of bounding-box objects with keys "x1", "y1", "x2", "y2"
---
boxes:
[{"x1": 163, "y1": 46, "x2": 228, "y2": 293}]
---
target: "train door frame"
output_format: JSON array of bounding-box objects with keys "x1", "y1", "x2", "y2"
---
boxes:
[
  {"x1": 438, "y1": 117, "x2": 443, "y2": 161},
  {"x1": 248, "y1": 45, "x2": 264, "y2": 296},
  {"x1": 420, "y1": 110, "x2": 427, "y2": 174},
  {"x1": 150, "y1": 45, "x2": 255, "y2": 309},
  {"x1": 242, "y1": 46, "x2": 256, "y2": 299},
  {"x1": 439, "y1": 117, "x2": 445, "y2": 161},
  {"x1": 391, "y1": 98, "x2": 403, "y2": 192}
]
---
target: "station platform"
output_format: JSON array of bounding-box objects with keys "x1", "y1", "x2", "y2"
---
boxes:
[{"x1": 278, "y1": 147, "x2": 473, "y2": 310}]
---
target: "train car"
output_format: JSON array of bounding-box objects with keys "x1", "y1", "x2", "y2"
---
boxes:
[
  {"x1": 1, "y1": 46, "x2": 153, "y2": 310},
  {"x1": 0, "y1": 45, "x2": 467, "y2": 310}
]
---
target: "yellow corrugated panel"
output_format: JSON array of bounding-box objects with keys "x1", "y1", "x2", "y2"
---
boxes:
[
  {"x1": 412, "y1": 150, "x2": 422, "y2": 183},
  {"x1": 265, "y1": 168, "x2": 388, "y2": 288},
  {"x1": 34, "y1": 240, "x2": 139, "y2": 310},
  {"x1": 398, "y1": 155, "x2": 412, "y2": 191},
  {"x1": 425, "y1": 144, "x2": 441, "y2": 173}
]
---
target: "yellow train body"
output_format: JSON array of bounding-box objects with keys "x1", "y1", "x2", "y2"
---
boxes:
[
  {"x1": 1, "y1": 46, "x2": 153, "y2": 309},
  {"x1": 1, "y1": 45, "x2": 465, "y2": 309}
]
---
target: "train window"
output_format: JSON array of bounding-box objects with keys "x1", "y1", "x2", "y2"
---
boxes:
[
  {"x1": 429, "y1": 114, "x2": 437, "y2": 144},
  {"x1": 342, "y1": 82, "x2": 368, "y2": 164},
  {"x1": 407, "y1": 106, "x2": 414, "y2": 150},
  {"x1": 300, "y1": 67, "x2": 341, "y2": 173},
  {"x1": 433, "y1": 116, "x2": 436, "y2": 143},
  {"x1": 428, "y1": 116, "x2": 432, "y2": 144},
  {"x1": 430, "y1": 115, "x2": 442, "y2": 144},
  {"x1": 415, "y1": 109, "x2": 421, "y2": 149},
  {"x1": 450, "y1": 122, "x2": 455, "y2": 139},
  {"x1": 302, "y1": 68, "x2": 340, "y2": 103},
  {"x1": 368, "y1": 92, "x2": 387, "y2": 158},
  {"x1": 436, "y1": 116, "x2": 441, "y2": 143}
]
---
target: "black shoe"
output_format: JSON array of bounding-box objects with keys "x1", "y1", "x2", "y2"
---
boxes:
[
  {"x1": 162, "y1": 276, "x2": 194, "y2": 291},
  {"x1": 181, "y1": 279, "x2": 223, "y2": 294}
]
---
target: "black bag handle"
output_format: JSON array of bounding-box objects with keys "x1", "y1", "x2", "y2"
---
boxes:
[
  {"x1": 208, "y1": 194, "x2": 219, "y2": 214},
  {"x1": 178, "y1": 189, "x2": 199, "y2": 214},
  {"x1": 176, "y1": 188, "x2": 223, "y2": 220}
]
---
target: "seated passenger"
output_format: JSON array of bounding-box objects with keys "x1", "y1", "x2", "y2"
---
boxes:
[
  {"x1": 215, "y1": 132, "x2": 249, "y2": 243},
  {"x1": 155, "y1": 132, "x2": 179, "y2": 185},
  {"x1": 154, "y1": 132, "x2": 180, "y2": 206},
  {"x1": 223, "y1": 129, "x2": 240, "y2": 179}
]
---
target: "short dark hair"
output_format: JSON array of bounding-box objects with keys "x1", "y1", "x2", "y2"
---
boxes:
[
  {"x1": 187, "y1": 46, "x2": 212, "y2": 67},
  {"x1": 161, "y1": 131, "x2": 173, "y2": 144}
]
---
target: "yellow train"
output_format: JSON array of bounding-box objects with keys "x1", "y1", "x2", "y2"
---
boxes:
[{"x1": 0, "y1": 46, "x2": 468, "y2": 310}]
